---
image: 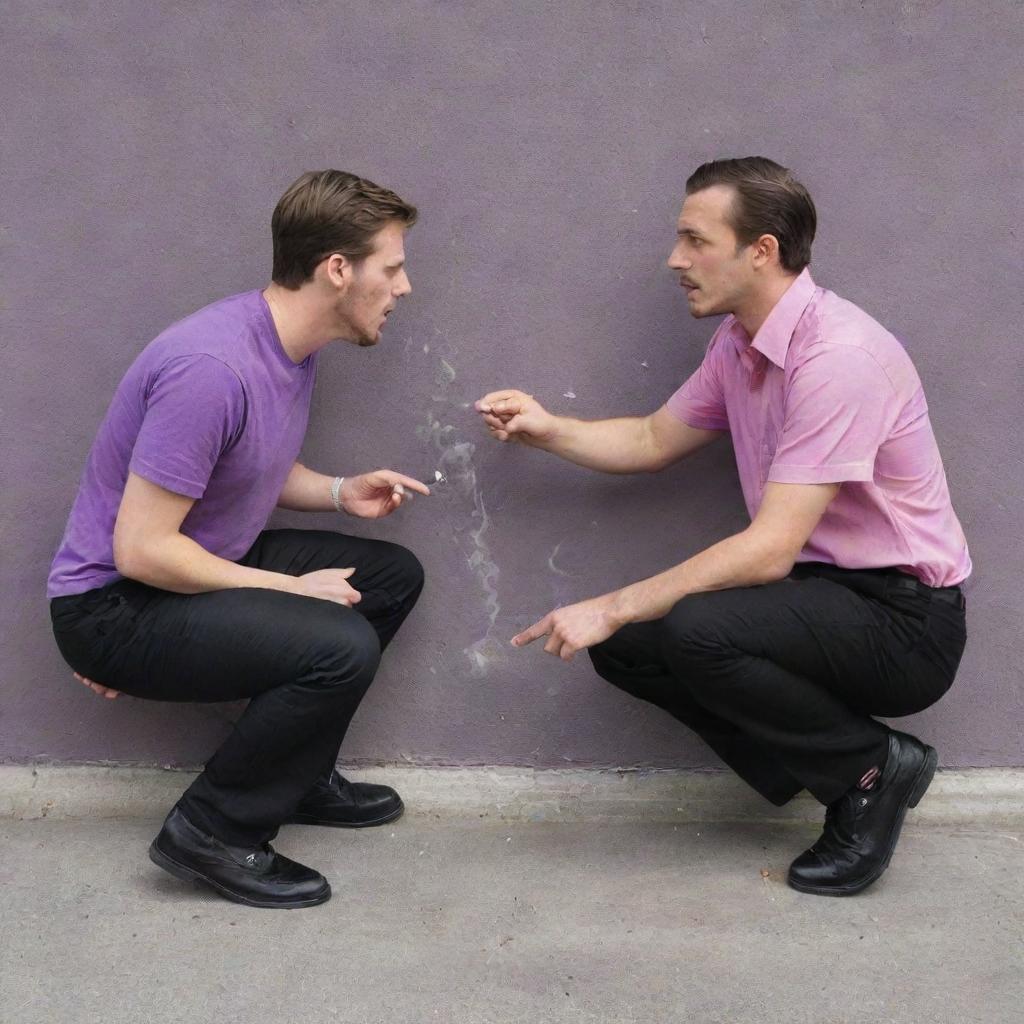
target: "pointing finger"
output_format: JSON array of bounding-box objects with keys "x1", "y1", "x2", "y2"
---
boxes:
[
  {"x1": 512, "y1": 614, "x2": 553, "y2": 647},
  {"x1": 389, "y1": 474, "x2": 431, "y2": 496}
]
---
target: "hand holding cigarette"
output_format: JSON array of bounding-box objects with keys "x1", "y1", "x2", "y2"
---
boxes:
[
  {"x1": 474, "y1": 389, "x2": 559, "y2": 444},
  {"x1": 338, "y1": 470, "x2": 431, "y2": 519}
]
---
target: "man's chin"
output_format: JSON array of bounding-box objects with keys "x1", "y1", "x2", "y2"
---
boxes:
[
  {"x1": 348, "y1": 326, "x2": 381, "y2": 348},
  {"x1": 686, "y1": 297, "x2": 720, "y2": 320}
]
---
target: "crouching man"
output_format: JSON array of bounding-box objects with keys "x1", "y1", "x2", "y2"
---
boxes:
[
  {"x1": 49, "y1": 170, "x2": 429, "y2": 908},
  {"x1": 477, "y1": 158, "x2": 969, "y2": 896}
]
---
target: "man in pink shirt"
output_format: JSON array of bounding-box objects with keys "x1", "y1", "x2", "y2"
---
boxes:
[{"x1": 476, "y1": 157, "x2": 969, "y2": 896}]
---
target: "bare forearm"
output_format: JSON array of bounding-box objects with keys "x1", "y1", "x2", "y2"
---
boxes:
[
  {"x1": 115, "y1": 532, "x2": 296, "y2": 595},
  {"x1": 533, "y1": 416, "x2": 661, "y2": 473},
  {"x1": 613, "y1": 527, "x2": 792, "y2": 624},
  {"x1": 277, "y1": 462, "x2": 337, "y2": 511}
]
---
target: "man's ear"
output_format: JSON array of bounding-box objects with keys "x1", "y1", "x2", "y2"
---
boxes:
[
  {"x1": 751, "y1": 233, "x2": 781, "y2": 269},
  {"x1": 319, "y1": 253, "x2": 352, "y2": 290}
]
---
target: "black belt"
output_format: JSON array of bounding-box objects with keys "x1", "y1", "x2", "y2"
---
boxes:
[{"x1": 890, "y1": 575, "x2": 965, "y2": 607}]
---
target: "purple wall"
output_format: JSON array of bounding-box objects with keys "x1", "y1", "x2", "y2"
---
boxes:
[{"x1": 4, "y1": 1, "x2": 1022, "y2": 770}]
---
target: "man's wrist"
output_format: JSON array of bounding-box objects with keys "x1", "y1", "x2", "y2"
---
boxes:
[
  {"x1": 607, "y1": 588, "x2": 634, "y2": 629},
  {"x1": 330, "y1": 475, "x2": 347, "y2": 513},
  {"x1": 273, "y1": 573, "x2": 299, "y2": 596},
  {"x1": 530, "y1": 414, "x2": 564, "y2": 451}
]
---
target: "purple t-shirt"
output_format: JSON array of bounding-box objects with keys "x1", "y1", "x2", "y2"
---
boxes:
[{"x1": 48, "y1": 290, "x2": 318, "y2": 598}]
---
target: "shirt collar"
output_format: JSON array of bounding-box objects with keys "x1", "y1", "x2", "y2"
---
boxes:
[{"x1": 746, "y1": 268, "x2": 817, "y2": 369}]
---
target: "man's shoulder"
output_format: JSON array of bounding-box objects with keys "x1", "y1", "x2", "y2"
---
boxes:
[
  {"x1": 797, "y1": 287, "x2": 917, "y2": 382},
  {"x1": 149, "y1": 290, "x2": 262, "y2": 359},
  {"x1": 123, "y1": 290, "x2": 262, "y2": 387}
]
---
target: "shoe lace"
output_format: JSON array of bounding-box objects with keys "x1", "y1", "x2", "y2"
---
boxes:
[{"x1": 817, "y1": 789, "x2": 874, "y2": 852}]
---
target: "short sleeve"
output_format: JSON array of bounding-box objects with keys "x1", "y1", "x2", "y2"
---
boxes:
[
  {"x1": 129, "y1": 355, "x2": 246, "y2": 498},
  {"x1": 768, "y1": 345, "x2": 900, "y2": 484},
  {"x1": 664, "y1": 329, "x2": 731, "y2": 430}
]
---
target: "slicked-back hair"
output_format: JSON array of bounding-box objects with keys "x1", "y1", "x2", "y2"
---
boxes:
[
  {"x1": 271, "y1": 170, "x2": 418, "y2": 288},
  {"x1": 685, "y1": 157, "x2": 816, "y2": 273}
]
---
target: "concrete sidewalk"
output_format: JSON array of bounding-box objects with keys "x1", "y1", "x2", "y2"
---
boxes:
[{"x1": 2, "y1": 814, "x2": 1021, "y2": 1024}]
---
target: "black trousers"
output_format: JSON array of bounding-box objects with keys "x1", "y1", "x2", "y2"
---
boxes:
[
  {"x1": 50, "y1": 529, "x2": 424, "y2": 846},
  {"x1": 588, "y1": 563, "x2": 967, "y2": 806}
]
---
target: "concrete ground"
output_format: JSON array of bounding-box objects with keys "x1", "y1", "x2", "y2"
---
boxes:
[{"x1": 1, "y1": 814, "x2": 1021, "y2": 1024}]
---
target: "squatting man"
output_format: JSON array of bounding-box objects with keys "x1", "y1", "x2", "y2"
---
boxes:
[
  {"x1": 476, "y1": 157, "x2": 969, "y2": 897},
  {"x1": 49, "y1": 171, "x2": 430, "y2": 908}
]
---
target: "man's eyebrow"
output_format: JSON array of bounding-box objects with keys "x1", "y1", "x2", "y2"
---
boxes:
[{"x1": 676, "y1": 226, "x2": 704, "y2": 239}]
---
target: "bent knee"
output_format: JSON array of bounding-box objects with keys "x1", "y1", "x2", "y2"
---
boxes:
[
  {"x1": 307, "y1": 614, "x2": 382, "y2": 689},
  {"x1": 662, "y1": 592, "x2": 736, "y2": 662},
  {"x1": 372, "y1": 542, "x2": 425, "y2": 609},
  {"x1": 390, "y1": 543, "x2": 425, "y2": 595}
]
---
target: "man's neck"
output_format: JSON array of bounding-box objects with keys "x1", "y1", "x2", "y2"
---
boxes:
[
  {"x1": 262, "y1": 282, "x2": 347, "y2": 364},
  {"x1": 733, "y1": 272, "x2": 800, "y2": 340}
]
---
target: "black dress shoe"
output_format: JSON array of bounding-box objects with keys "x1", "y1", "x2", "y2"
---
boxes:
[
  {"x1": 787, "y1": 730, "x2": 938, "y2": 897},
  {"x1": 285, "y1": 770, "x2": 404, "y2": 828},
  {"x1": 148, "y1": 807, "x2": 331, "y2": 909}
]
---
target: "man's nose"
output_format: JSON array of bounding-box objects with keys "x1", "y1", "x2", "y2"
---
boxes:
[{"x1": 668, "y1": 248, "x2": 690, "y2": 270}]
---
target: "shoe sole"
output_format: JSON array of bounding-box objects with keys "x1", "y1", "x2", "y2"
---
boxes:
[
  {"x1": 787, "y1": 744, "x2": 938, "y2": 898},
  {"x1": 148, "y1": 842, "x2": 331, "y2": 909},
  {"x1": 285, "y1": 798, "x2": 405, "y2": 829}
]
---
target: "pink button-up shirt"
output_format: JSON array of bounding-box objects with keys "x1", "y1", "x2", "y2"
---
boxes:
[{"x1": 666, "y1": 269, "x2": 971, "y2": 587}]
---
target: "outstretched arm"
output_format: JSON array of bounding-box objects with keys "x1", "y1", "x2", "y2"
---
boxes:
[
  {"x1": 513, "y1": 480, "x2": 840, "y2": 660},
  {"x1": 476, "y1": 391, "x2": 724, "y2": 473},
  {"x1": 276, "y1": 462, "x2": 430, "y2": 515}
]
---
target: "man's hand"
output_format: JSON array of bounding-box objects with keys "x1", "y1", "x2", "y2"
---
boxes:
[
  {"x1": 73, "y1": 672, "x2": 122, "y2": 699},
  {"x1": 288, "y1": 568, "x2": 362, "y2": 606},
  {"x1": 475, "y1": 390, "x2": 559, "y2": 445},
  {"x1": 512, "y1": 593, "x2": 624, "y2": 661},
  {"x1": 340, "y1": 470, "x2": 430, "y2": 518}
]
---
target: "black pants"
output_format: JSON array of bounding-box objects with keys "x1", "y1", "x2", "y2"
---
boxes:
[
  {"x1": 50, "y1": 529, "x2": 424, "y2": 846},
  {"x1": 589, "y1": 563, "x2": 967, "y2": 806}
]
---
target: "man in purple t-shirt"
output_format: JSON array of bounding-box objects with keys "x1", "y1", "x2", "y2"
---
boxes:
[
  {"x1": 475, "y1": 158, "x2": 970, "y2": 897},
  {"x1": 49, "y1": 170, "x2": 430, "y2": 909}
]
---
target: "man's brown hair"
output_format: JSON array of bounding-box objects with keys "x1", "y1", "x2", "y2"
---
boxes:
[
  {"x1": 685, "y1": 157, "x2": 816, "y2": 273},
  {"x1": 271, "y1": 170, "x2": 418, "y2": 288}
]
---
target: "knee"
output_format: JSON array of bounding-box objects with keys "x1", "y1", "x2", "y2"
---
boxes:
[
  {"x1": 398, "y1": 544, "x2": 425, "y2": 592},
  {"x1": 310, "y1": 615, "x2": 382, "y2": 693},
  {"x1": 384, "y1": 543, "x2": 425, "y2": 605},
  {"x1": 661, "y1": 593, "x2": 733, "y2": 670},
  {"x1": 588, "y1": 625, "x2": 665, "y2": 700},
  {"x1": 587, "y1": 640, "x2": 618, "y2": 684},
  {"x1": 587, "y1": 644, "x2": 647, "y2": 701},
  {"x1": 588, "y1": 633, "x2": 636, "y2": 685}
]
